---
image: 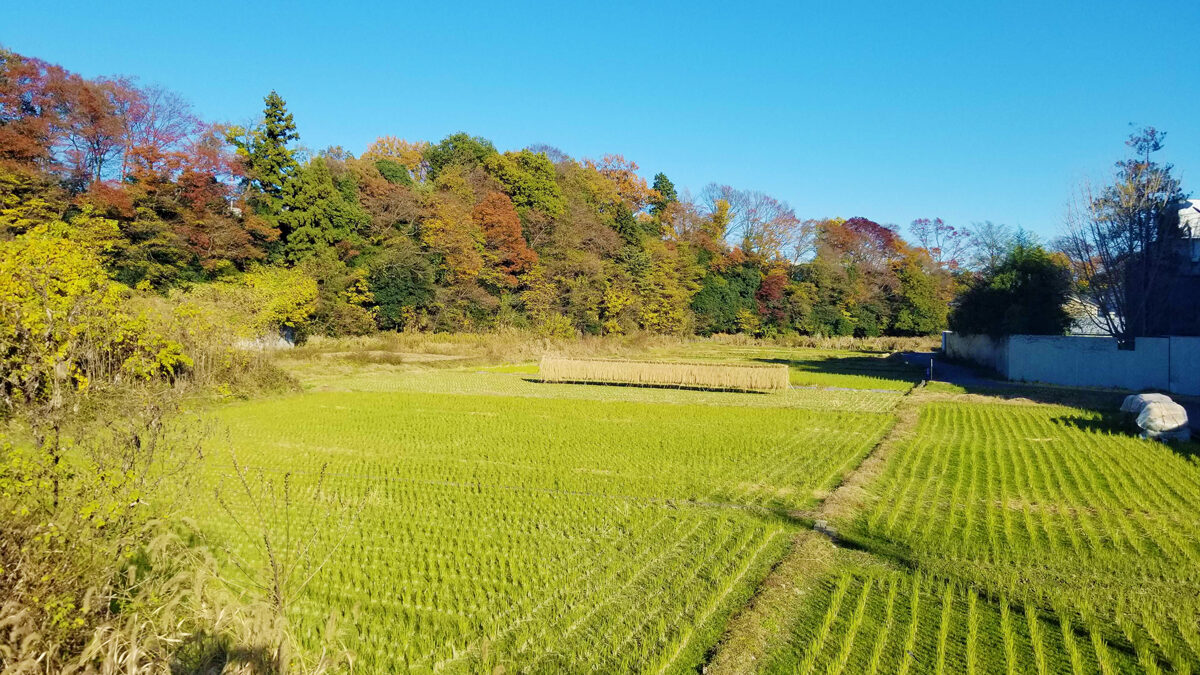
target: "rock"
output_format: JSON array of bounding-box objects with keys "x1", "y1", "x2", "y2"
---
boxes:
[
  {"x1": 234, "y1": 327, "x2": 296, "y2": 351},
  {"x1": 1136, "y1": 401, "x2": 1191, "y2": 442},
  {"x1": 814, "y1": 519, "x2": 838, "y2": 540},
  {"x1": 1120, "y1": 393, "x2": 1173, "y2": 415}
]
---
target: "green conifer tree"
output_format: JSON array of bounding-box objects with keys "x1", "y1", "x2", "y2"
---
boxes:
[
  {"x1": 227, "y1": 91, "x2": 300, "y2": 224},
  {"x1": 650, "y1": 172, "x2": 678, "y2": 217},
  {"x1": 279, "y1": 158, "x2": 370, "y2": 263}
]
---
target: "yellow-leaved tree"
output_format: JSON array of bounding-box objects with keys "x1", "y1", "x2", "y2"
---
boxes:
[
  {"x1": 0, "y1": 232, "x2": 190, "y2": 423},
  {"x1": 0, "y1": 231, "x2": 258, "y2": 673}
]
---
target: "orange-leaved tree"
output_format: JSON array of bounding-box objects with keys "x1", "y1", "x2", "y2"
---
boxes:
[{"x1": 473, "y1": 191, "x2": 537, "y2": 287}]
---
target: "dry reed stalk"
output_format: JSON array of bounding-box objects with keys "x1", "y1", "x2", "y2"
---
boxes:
[{"x1": 538, "y1": 356, "x2": 789, "y2": 392}]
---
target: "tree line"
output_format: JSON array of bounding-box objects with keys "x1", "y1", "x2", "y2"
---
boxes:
[
  {"x1": 951, "y1": 127, "x2": 1192, "y2": 342},
  {"x1": 1, "y1": 48, "x2": 1023, "y2": 341}
]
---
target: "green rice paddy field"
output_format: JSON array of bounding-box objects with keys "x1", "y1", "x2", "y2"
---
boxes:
[{"x1": 195, "y1": 345, "x2": 1200, "y2": 673}]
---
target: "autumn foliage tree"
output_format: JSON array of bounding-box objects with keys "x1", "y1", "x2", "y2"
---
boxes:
[
  {"x1": 473, "y1": 191, "x2": 537, "y2": 287},
  {"x1": 909, "y1": 217, "x2": 969, "y2": 269},
  {"x1": 0, "y1": 50, "x2": 70, "y2": 167},
  {"x1": 0, "y1": 45, "x2": 966, "y2": 339},
  {"x1": 1062, "y1": 127, "x2": 1187, "y2": 342}
]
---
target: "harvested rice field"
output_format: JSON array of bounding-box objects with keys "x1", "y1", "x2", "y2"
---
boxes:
[
  {"x1": 191, "y1": 343, "x2": 1200, "y2": 673},
  {"x1": 196, "y1": 351, "x2": 893, "y2": 672}
]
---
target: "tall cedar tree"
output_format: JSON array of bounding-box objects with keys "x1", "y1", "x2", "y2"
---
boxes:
[
  {"x1": 278, "y1": 157, "x2": 370, "y2": 263},
  {"x1": 650, "y1": 172, "x2": 677, "y2": 217},
  {"x1": 229, "y1": 91, "x2": 299, "y2": 223}
]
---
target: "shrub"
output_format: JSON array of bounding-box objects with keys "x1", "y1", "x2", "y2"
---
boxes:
[
  {"x1": 374, "y1": 158, "x2": 412, "y2": 186},
  {"x1": 0, "y1": 234, "x2": 286, "y2": 671},
  {"x1": 0, "y1": 234, "x2": 189, "y2": 419}
]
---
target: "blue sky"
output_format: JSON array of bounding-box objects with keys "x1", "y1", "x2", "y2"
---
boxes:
[{"x1": 5, "y1": 0, "x2": 1198, "y2": 239}]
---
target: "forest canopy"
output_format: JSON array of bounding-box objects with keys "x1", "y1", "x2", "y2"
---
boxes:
[{"x1": 0, "y1": 47, "x2": 987, "y2": 340}]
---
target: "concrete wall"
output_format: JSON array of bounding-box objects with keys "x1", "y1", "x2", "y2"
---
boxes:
[
  {"x1": 942, "y1": 332, "x2": 1008, "y2": 374},
  {"x1": 1169, "y1": 337, "x2": 1200, "y2": 396},
  {"x1": 943, "y1": 332, "x2": 1200, "y2": 395},
  {"x1": 1007, "y1": 336, "x2": 1170, "y2": 391}
]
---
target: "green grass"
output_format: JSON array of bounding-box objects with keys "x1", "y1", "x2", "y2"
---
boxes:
[
  {"x1": 922, "y1": 380, "x2": 967, "y2": 394},
  {"x1": 835, "y1": 401, "x2": 1200, "y2": 672},
  {"x1": 777, "y1": 351, "x2": 920, "y2": 391},
  {"x1": 785, "y1": 368, "x2": 914, "y2": 392},
  {"x1": 196, "y1": 384, "x2": 893, "y2": 672},
  {"x1": 762, "y1": 565, "x2": 1104, "y2": 675}
]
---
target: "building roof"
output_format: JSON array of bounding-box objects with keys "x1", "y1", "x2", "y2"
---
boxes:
[{"x1": 1182, "y1": 200, "x2": 1200, "y2": 238}]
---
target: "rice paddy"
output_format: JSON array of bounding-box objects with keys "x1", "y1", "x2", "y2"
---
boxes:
[
  {"x1": 192, "y1": 343, "x2": 1200, "y2": 673},
  {"x1": 740, "y1": 399, "x2": 1200, "y2": 674},
  {"x1": 196, "y1": 373, "x2": 892, "y2": 672},
  {"x1": 761, "y1": 565, "x2": 1105, "y2": 675}
]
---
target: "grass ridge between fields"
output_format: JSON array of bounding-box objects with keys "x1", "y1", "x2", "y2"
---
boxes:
[{"x1": 703, "y1": 384, "x2": 922, "y2": 673}]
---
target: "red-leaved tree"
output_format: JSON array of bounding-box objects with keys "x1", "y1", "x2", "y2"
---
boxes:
[{"x1": 473, "y1": 191, "x2": 537, "y2": 286}]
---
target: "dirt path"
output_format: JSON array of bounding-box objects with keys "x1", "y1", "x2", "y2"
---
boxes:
[
  {"x1": 704, "y1": 388, "x2": 923, "y2": 673},
  {"x1": 805, "y1": 397, "x2": 919, "y2": 527}
]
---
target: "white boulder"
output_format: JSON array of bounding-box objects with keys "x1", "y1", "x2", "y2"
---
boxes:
[
  {"x1": 1120, "y1": 393, "x2": 1173, "y2": 415},
  {"x1": 1136, "y1": 401, "x2": 1191, "y2": 442}
]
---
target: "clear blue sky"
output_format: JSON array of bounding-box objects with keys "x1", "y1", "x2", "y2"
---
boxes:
[{"x1": 6, "y1": 0, "x2": 1198, "y2": 239}]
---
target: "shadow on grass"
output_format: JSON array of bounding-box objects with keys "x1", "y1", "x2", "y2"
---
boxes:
[
  {"x1": 942, "y1": 381, "x2": 1132, "y2": 410},
  {"x1": 1049, "y1": 412, "x2": 1124, "y2": 434},
  {"x1": 1050, "y1": 412, "x2": 1200, "y2": 461},
  {"x1": 830, "y1": 522, "x2": 1147, "y2": 664},
  {"x1": 521, "y1": 377, "x2": 776, "y2": 395},
  {"x1": 754, "y1": 354, "x2": 923, "y2": 383},
  {"x1": 928, "y1": 356, "x2": 1132, "y2": 411}
]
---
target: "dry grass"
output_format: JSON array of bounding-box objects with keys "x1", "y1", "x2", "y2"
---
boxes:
[
  {"x1": 281, "y1": 330, "x2": 940, "y2": 372},
  {"x1": 538, "y1": 356, "x2": 790, "y2": 392},
  {"x1": 286, "y1": 329, "x2": 689, "y2": 369},
  {"x1": 707, "y1": 332, "x2": 941, "y2": 353}
]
